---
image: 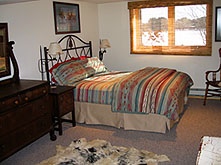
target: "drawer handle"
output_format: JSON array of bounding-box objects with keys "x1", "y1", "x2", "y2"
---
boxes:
[
  {"x1": 25, "y1": 97, "x2": 29, "y2": 101},
  {"x1": 43, "y1": 89, "x2": 47, "y2": 94},
  {"x1": 14, "y1": 100, "x2": 19, "y2": 105}
]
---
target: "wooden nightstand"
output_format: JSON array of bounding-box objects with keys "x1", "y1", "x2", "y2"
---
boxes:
[{"x1": 49, "y1": 85, "x2": 76, "y2": 135}]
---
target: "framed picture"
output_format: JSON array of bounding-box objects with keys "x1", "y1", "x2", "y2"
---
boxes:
[
  {"x1": 53, "y1": 2, "x2": 81, "y2": 34},
  {"x1": 215, "y1": 7, "x2": 221, "y2": 41}
]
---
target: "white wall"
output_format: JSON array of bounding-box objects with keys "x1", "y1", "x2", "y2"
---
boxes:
[
  {"x1": 98, "y1": 0, "x2": 221, "y2": 89},
  {"x1": 0, "y1": 0, "x2": 99, "y2": 80}
]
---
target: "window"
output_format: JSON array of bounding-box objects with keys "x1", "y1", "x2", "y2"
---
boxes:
[{"x1": 128, "y1": 0, "x2": 213, "y2": 56}]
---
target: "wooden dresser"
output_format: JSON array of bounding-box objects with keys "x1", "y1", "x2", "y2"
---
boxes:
[{"x1": 0, "y1": 79, "x2": 56, "y2": 161}]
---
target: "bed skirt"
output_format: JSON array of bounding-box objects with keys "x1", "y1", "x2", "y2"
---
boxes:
[{"x1": 65, "y1": 91, "x2": 187, "y2": 134}]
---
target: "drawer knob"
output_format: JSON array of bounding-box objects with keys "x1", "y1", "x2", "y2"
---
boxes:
[
  {"x1": 14, "y1": 100, "x2": 19, "y2": 105},
  {"x1": 43, "y1": 90, "x2": 46, "y2": 94},
  {"x1": 25, "y1": 97, "x2": 29, "y2": 101}
]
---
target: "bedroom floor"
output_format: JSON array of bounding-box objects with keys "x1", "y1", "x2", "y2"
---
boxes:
[{"x1": 1, "y1": 98, "x2": 221, "y2": 165}]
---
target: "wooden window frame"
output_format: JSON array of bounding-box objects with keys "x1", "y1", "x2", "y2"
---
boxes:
[{"x1": 128, "y1": 0, "x2": 213, "y2": 56}]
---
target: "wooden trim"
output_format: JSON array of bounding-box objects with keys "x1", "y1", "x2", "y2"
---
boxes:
[
  {"x1": 128, "y1": 0, "x2": 212, "y2": 9},
  {"x1": 129, "y1": 9, "x2": 134, "y2": 54},
  {"x1": 168, "y1": 6, "x2": 175, "y2": 47}
]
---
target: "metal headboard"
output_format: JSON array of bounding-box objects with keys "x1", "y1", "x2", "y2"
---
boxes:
[{"x1": 40, "y1": 35, "x2": 92, "y2": 83}]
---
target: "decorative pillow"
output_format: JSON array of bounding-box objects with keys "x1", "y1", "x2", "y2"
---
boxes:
[
  {"x1": 50, "y1": 60, "x2": 88, "y2": 85},
  {"x1": 49, "y1": 56, "x2": 90, "y2": 72},
  {"x1": 82, "y1": 57, "x2": 107, "y2": 76},
  {"x1": 61, "y1": 57, "x2": 107, "y2": 78},
  {"x1": 49, "y1": 57, "x2": 107, "y2": 85},
  {"x1": 49, "y1": 56, "x2": 90, "y2": 83}
]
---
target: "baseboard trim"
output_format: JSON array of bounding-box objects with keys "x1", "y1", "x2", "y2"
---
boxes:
[
  {"x1": 189, "y1": 88, "x2": 220, "y2": 100},
  {"x1": 189, "y1": 88, "x2": 205, "y2": 97},
  {"x1": 190, "y1": 88, "x2": 205, "y2": 91},
  {"x1": 188, "y1": 95, "x2": 220, "y2": 100}
]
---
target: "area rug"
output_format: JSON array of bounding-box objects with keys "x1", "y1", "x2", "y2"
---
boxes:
[{"x1": 38, "y1": 138, "x2": 170, "y2": 165}]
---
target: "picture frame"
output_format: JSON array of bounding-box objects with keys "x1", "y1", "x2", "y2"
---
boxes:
[
  {"x1": 215, "y1": 7, "x2": 221, "y2": 41},
  {"x1": 53, "y1": 2, "x2": 81, "y2": 34}
]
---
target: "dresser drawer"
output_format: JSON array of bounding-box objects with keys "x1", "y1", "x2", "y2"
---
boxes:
[
  {"x1": 20, "y1": 85, "x2": 48, "y2": 104},
  {"x1": 58, "y1": 90, "x2": 74, "y2": 116},
  {"x1": 0, "y1": 114, "x2": 51, "y2": 160},
  {"x1": 0, "y1": 96, "x2": 51, "y2": 136},
  {"x1": 0, "y1": 85, "x2": 48, "y2": 113},
  {"x1": 0, "y1": 96, "x2": 20, "y2": 113}
]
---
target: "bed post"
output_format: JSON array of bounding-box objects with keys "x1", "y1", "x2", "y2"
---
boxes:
[
  {"x1": 89, "y1": 41, "x2": 92, "y2": 57},
  {"x1": 44, "y1": 46, "x2": 50, "y2": 83}
]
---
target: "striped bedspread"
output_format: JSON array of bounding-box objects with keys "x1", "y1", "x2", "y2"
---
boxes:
[
  {"x1": 111, "y1": 67, "x2": 193, "y2": 120},
  {"x1": 73, "y1": 71, "x2": 130, "y2": 104},
  {"x1": 72, "y1": 67, "x2": 193, "y2": 120}
]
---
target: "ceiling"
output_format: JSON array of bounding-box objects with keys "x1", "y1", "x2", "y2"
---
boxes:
[
  {"x1": 0, "y1": 0, "x2": 133, "y2": 5},
  {"x1": 0, "y1": 0, "x2": 37, "y2": 5}
]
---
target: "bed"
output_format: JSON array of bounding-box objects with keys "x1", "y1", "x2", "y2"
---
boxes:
[{"x1": 42, "y1": 35, "x2": 193, "y2": 133}]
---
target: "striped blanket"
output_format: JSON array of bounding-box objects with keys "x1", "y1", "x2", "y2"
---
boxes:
[
  {"x1": 111, "y1": 67, "x2": 193, "y2": 120},
  {"x1": 73, "y1": 67, "x2": 193, "y2": 120},
  {"x1": 73, "y1": 71, "x2": 130, "y2": 104}
]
